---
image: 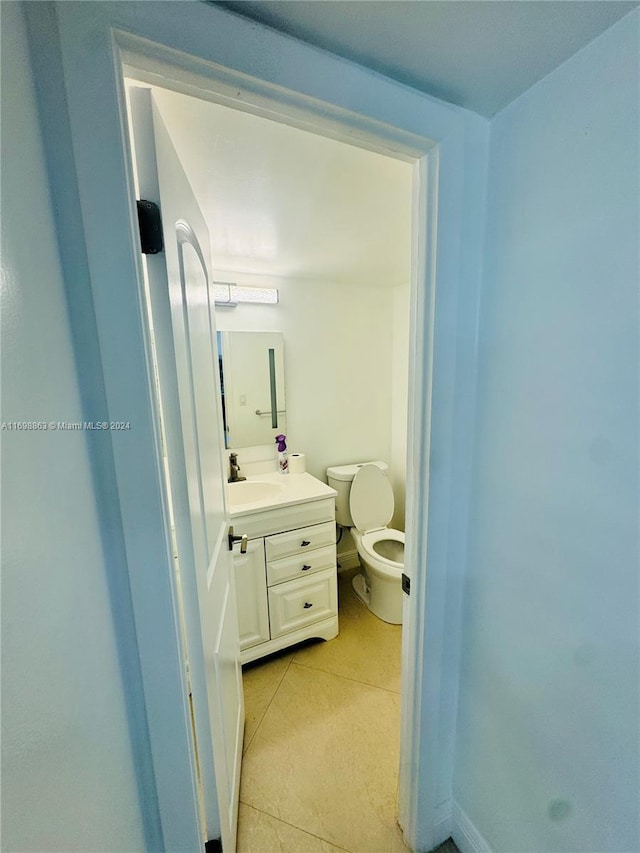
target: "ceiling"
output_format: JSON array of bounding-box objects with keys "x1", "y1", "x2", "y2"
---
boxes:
[
  {"x1": 214, "y1": 1, "x2": 637, "y2": 117},
  {"x1": 152, "y1": 87, "x2": 412, "y2": 285}
]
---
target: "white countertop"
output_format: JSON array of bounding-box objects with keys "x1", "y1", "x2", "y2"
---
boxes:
[{"x1": 227, "y1": 471, "x2": 337, "y2": 517}]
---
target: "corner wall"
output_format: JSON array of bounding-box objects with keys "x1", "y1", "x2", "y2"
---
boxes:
[
  {"x1": 0, "y1": 5, "x2": 146, "y2": 850},
  {"x1": 455, "y1": 11, "x2": 639, "y2": 852}
]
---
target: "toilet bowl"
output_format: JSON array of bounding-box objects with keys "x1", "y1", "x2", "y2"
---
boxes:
[{"x1": 326, "y1": 462, "x2": 404, "y2": 625}]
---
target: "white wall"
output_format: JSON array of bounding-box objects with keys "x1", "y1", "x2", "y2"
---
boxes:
[
  {"x1": 215, "y1": 275, "x2": 396, "y2": 466},
  {"x1": 0, "y1": 5, "x2": 146, "y2": 850},
  {"x1": 455, "y1": 11, "x2": 639, "y2": 853}
]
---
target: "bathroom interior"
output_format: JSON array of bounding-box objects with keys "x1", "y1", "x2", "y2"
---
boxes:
[{"x1": 130, "y1": 82, "x2": 415, "y2": 851}]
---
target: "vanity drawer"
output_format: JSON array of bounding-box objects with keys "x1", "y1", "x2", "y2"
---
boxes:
[
  {"x1": 265, "y1": 520, "x2": 336, "y2": 562},
  {"x1": 268, "y1": 568, "x2": 337, "y2": 639},
  {"x1": 267, "y1": 544, "x2": 336, "y2": 587}
]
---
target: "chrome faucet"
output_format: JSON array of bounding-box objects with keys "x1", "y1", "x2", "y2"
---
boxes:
[{"x1": 228, "y1": 452, "x2": 246, "y2": 483}]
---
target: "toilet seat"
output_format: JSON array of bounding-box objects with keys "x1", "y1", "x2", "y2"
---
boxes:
[
  {"x1": 350, "y1": 463, "x2": 404, "y2": 580},
  {"x1": 357, "y1": 527, "x2": 405, "y2": 578}
]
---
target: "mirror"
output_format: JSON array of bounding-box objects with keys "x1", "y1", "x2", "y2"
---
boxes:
[{"x1": 217, "y1": 331, "x2": 286, "y2": 449}]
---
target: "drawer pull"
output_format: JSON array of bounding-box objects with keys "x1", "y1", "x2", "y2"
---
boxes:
[
  {"x1": 301, "y1": 540, "x2": 311, "y2": 547},
  {"x1": 303, "y1": 601, "x2": 313, "y2": 609},
  {"x1": 301, "y1": 564, "x2": 312, "y2": 571}
]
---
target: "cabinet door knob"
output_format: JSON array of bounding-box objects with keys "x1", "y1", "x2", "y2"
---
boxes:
[
  {"x1": 303, "y1": 602, "x2": 313, "y2": 609},
  {"x1": 301, "y1": 540, "x2": 311, "y2": 547},
  {"x1": 301, "y1": 564, "x2": 312, "y2": 571}
]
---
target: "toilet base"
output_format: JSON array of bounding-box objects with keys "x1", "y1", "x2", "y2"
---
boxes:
[
  {"x1": 351, "y1": 572, "x2": 370, "y2": 608},
  {"x1": 352, "y1": 570, "x2": 403, "y2": 624}
]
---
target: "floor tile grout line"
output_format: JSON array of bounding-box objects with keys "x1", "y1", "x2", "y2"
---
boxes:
[
  {"x1": 238, "y1": 801, "x2": 353, "y2": 852},
  {"x1": 290, "y1": 658, "x2": 402, "y2": 696},
  {"x1": 243, "y1": 659, "x2": 291, "y2": 754},
  {"x1": 240, "y1": 584, "x2": 404, "y2": 850},
  {"x1": 241, "y1": 661, "x2": 401, "y2": 848},
  {"x1": 242, "y1": 654, "x2": 295, "y2": 754}
]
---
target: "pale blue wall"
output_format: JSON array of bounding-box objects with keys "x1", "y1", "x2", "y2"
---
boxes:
[
  {"x1": 0, "y1": 5, "x2": 147, "y2": 850},
  {"x1": 5, "y1": 1, "x2": 636, "y2": 850},
  {"x1": 455, "y1": 11, "x2": 639, "y2": 853}
]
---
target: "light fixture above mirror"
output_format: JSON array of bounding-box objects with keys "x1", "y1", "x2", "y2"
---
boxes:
[{"x1": 213, "y1": 281, "x2": 279, "y2": 308}]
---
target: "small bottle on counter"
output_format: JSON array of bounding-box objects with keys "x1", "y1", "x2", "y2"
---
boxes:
[{"x1": 275, "y1": 434, "x2": 289, "y2": 474}]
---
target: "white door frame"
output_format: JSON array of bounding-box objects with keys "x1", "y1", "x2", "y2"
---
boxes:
[{"x1": 45, "y1": 3, "x2": 489, "y2": 850}]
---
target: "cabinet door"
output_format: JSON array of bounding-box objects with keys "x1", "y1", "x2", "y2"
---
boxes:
[{"x1": 234, "y1": 539, "x2": 269, "y2": 651}]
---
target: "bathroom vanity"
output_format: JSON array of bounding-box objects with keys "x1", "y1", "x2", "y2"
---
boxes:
[{"x1": 227, "y1": 472, "x2": 339, "y2": 664}]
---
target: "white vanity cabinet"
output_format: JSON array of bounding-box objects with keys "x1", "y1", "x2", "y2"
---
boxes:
[{"x1": 230, "y1": 482, "x2": 339, "y2": 665}]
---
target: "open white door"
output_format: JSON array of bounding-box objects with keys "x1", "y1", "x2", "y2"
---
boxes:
[{"x1": 127, "y1": 87, "x2": 244, "y2": 852}]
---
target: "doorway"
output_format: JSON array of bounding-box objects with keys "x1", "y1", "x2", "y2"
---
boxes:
[
  {"x1": 128, "y1": 80, "x2": 414, "y2": 850},
  {"x1": 119, "y1": 50, "x2": 435, "y2": 849}
]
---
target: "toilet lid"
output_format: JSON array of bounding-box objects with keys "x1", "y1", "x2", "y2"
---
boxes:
[{"x1": 349, "y1": 463, "x2": 394, "y2": 532}]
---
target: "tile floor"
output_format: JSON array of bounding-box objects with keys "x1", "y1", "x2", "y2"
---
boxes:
[{"x1": 237, "y1": 568, "x2": 408, "y2": 853}]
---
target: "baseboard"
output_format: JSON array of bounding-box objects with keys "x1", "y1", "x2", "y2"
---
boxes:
[
  {"x1": 434, "y1": 799, "x2": 453, "y2": 847},
  {"x1": 451, "y1": 801, "x2": 492, "y2": 853},
  {"x1": 337, "y1": 548, "x2": 360, "y2": 571}
]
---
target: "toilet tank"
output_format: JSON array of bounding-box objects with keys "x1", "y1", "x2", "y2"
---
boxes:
[{"x1": 326, "y1": 461, "x2": 388, "y2": 527}]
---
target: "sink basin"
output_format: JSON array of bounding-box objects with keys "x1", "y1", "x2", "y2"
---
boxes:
[{"x1": 227, "y1": 479, "x2": 284, "y2": 508}]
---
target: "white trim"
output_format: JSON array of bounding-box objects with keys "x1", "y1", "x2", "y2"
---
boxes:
[
  {"x1": 397, "y1": 148, "x2": 436, "y2": 848},
  {"x1": 434, "y1": 799, "x2": 454, "y2": 848},
  {"x1": 117, "y1": 42, "x2": 432, "y2": 163},
  {"x1": 113, "y1": 35, "x2": 437, "y2": 163},
  {"x1": 452, "y1": 802, "x2": 494, "y2": 853}
]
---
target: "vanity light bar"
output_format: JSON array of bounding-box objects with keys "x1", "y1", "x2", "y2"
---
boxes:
[{"x1": 213, "y1": 281, "x2": 279, "y2": 307}]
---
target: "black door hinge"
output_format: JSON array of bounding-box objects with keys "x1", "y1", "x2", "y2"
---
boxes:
[
  {"x1": 402, "y1": 573, "x2": 410, "y2": 595},
  {"x1": 137, "y1": 199, "x2": 164, "y2": 254},
  {"x1": 204, "y1": 838, "x2": 222, "y2": 853}
]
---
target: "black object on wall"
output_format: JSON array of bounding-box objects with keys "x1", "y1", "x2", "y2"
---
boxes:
[{"x1": 137, "y1": 199, "x2": 164, "y2": 254}]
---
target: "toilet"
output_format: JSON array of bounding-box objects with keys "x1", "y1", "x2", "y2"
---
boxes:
[{"x1": 326, "y1": 461, "x2": 404, "y2": 625}]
